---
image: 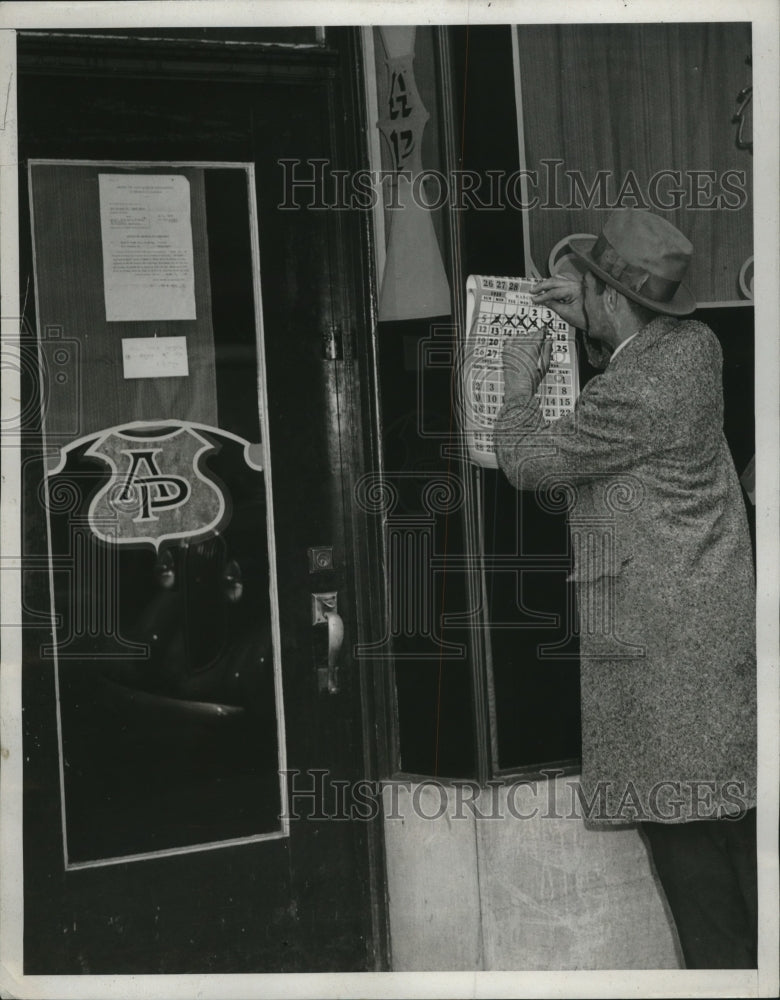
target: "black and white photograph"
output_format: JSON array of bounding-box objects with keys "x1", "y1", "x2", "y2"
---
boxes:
[{"x1": 0, "y1": 1, "x2": 778, "y2": 997}]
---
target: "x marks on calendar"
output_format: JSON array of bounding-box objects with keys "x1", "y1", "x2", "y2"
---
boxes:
[{"x1": 461, "y1": 275, "x2": 579, "y2": 468}]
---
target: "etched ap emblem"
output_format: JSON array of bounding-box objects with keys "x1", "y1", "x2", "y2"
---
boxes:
[{"x1": 85, "y1": 425, "x2": 225, "y2": 548}]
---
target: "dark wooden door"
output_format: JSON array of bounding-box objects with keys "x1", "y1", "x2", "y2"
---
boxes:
[{"x1": 18, "y1": 30, "x2": 386, "y2": 974}]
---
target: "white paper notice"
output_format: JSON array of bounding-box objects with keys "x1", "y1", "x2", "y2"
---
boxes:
[
  {"x1": 99, "y1": 174, "x2": 197, "y2": 322},
  {"x1": 122, "y1": 336, "x2": 189, "y2": 379}
]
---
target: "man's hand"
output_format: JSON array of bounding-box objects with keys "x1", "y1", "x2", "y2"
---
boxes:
[
  {"x1": 530, "y1": 274, "x2": 586, "y2": 330},
  {"x1": 501, "y1": 330, "x2": 552, "y2": 403}
]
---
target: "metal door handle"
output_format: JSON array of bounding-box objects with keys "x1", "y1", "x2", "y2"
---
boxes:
[
  {"x1": 325, "y1": 611, "x2": 344, "y2": 674},
  {"x1": 312, "y1": 593, "x2": 343, "y2": 694}
]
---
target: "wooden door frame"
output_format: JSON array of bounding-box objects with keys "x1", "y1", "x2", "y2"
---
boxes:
[{"x1": 15, "y1": 25, "x2": 391, "y2": 972}]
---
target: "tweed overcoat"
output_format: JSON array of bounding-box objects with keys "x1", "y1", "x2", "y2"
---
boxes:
[{"x1": 495, "y1": 315, "x2": 756, "y2": 823}]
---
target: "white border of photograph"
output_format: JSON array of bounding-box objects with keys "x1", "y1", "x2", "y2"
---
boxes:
[{"x1": 1, "y1": 2, "x2": 777, "y2": 999}]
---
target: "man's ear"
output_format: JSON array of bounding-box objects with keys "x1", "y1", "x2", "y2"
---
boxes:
[{"x1": 604, "y1": 285, "x2": 619, "y2": 315}]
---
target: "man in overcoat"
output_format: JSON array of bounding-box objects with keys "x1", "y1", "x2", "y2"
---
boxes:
[{"x1": 495, "y1": 209, "x2": 757, "y2": 968}]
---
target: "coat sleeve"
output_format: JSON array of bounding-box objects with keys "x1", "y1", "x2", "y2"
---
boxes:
[
  {"x1": 494, "y1": 369, "x2": 652, "y2": 491},
  {"x1": 495, "y1": 321, "x2": 724, "y2": 493}
]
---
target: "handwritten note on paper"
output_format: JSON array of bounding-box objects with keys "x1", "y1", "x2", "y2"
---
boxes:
[
  {"x1": 122, "y1": 336, "x2": 189, "y2": 379},
  {"x1": 99, "y1": 174, "x2": 197, "y2": 322}
]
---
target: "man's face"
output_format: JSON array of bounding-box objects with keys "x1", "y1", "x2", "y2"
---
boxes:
[{"x1": 581, "y1": 272, "x2": 613, "y2": 370}]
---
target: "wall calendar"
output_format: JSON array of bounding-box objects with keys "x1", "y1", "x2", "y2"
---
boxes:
[{"x1": 462, "y1": 274, "x2": 580, "y2": 467}]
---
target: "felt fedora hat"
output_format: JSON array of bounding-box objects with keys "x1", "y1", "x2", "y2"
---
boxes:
[{"x1": 569, "y1": 209, "x2": 696, "y2": 316}]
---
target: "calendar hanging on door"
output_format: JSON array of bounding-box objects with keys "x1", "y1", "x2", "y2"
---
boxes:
[{"x1": 461, "y1": 275, "x2": 579, "y2": 468}]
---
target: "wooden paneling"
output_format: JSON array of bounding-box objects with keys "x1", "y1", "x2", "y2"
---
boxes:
[
  {"x1": 383, "y1": 778, "x2": 680, "y2": 970},
  {"x1": 19, "y1": 28, "x2": 387, "y2": 974},
  {"x1": 382, "y1": 782, "x2": 483, "y2": 969},
  {"x1": 475, "y1": 780, "x2": 680, "y2": 970}
]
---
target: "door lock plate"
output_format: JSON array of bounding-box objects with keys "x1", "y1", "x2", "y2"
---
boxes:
[{"x1": 308, "y1": 546, "x2": 334, "y2": 572}]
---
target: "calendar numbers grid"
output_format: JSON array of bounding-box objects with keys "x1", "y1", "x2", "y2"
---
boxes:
[{"x1": 463, "y1": 275, "x2": 578, "y2": 467}]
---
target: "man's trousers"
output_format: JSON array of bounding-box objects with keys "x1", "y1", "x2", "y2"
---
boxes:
[{"x1": 641, "y1": 808, "x2": 758, "y2": 968}]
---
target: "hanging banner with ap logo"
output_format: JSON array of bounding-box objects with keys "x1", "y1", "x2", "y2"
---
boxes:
[{"x1": 84, "y1": 425, "x2": 226, "y2": 548}]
